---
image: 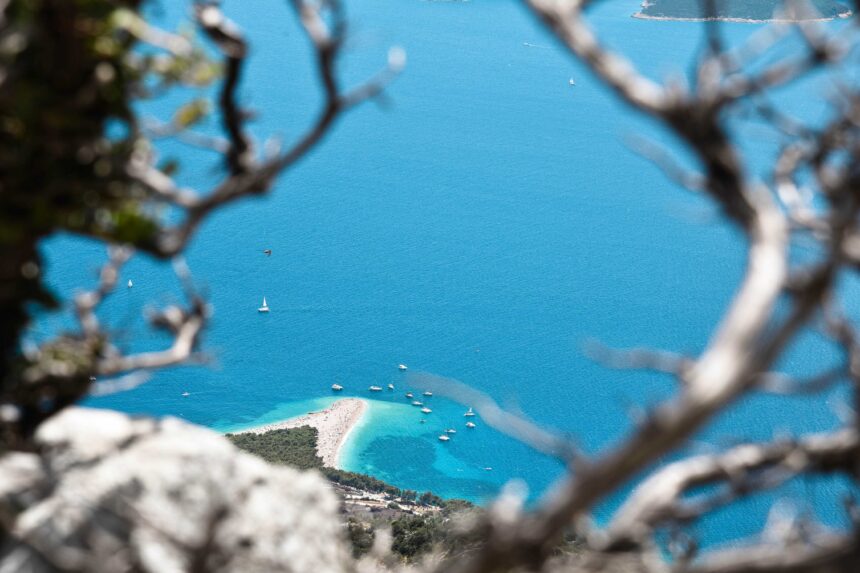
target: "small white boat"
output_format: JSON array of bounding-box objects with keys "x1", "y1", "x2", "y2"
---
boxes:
[
  {"x1": 405, "y1": 392, "x2": 414, "y2": 399},
  {"x1": 412, "y1": 401, "x2": 423, "y2": 406},
  {"x1": 446, "y1": 428, "x2": 457, "y2": 434},
  {"x1": 127, "y1": 279, "x2": 133, "y2": 288},
  {"x1": 483, "y1": 467, "x2": 493, "y2": 471},
  {"x1": 398, "y1": 364, "x2": 408, "y2": 371},
  {"x1": 421, "y1": 407, "x2": 432, "y2": 414},
  {"x1": 331, "y1": 384, "x2": 343, "y2": 391},
  {"x1": 568, "y1": 77, "x2": 576, "y2": 86},
  {"x1": 369, "y1": 386, "x2": 382, "y2": 392},
  {"x1": 438, "y1": 434, "x2": 450, "y2": 442},
  {"x1": 464, "y1": 407, "x2": 475, "y2": 417},
  {"x1": 258, "y1": 297, "x2": 270, "y2": 313},
  {"x1": 387, "y1": 384, "x2": 395, "y2": 390},
  {"x1": 181, "y1": 391, "x2": 190, "y2": 397},
  {"x1": 466, "y1": 421, "x2": 476, "y2": 428},
  {"x1": 423, "y1": 391, "x2": 433, "y2": 397}
]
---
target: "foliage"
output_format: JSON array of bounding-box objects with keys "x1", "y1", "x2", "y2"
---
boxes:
[
  {"x1": 1, "y1": 0, "x2": 397, "y2": 451},
  {"x1": 227, "y1": 425, "x2": 472, "y2": 508},
  {"x1": 346, "y1": 517, "x2": 375, "y2": 559},
  {"x1": 391, "y1": 514, "x2": 440, "y2": 559},
  {"x1": 228, "y1": 425, "x2": 481, "y2": 561},
  {"x1": 226, "y1": 426, "x2": 322, "y2": 470},
  {"x1": 0, "y1": 0, "x2": 217, "y2": 443}
]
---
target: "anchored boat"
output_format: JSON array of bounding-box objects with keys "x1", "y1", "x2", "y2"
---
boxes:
[{"x1": 258, "y1": 297, "x2": 270, "y2": 313}]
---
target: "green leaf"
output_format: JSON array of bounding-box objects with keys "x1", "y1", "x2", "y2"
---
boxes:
[{"x1": 172, "y1": 99, "x2": 210, "y2": 128}]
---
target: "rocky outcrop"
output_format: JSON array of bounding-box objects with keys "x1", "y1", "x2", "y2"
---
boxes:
[{"x1": 0, "y1": 408, "x2": 352, "y2": 572}]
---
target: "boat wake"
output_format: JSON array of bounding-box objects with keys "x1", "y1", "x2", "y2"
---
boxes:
[{"x1": 522, "y1": 41, "x2": 551, "y2": 50}]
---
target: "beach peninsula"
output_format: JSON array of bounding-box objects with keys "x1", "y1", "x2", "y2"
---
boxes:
[
  {"x1": 232, "y1": 398, "x2": 367, "y2": 468},
  {"x1": 634, "y1": 0, "x2": 852, "y2": 22}
]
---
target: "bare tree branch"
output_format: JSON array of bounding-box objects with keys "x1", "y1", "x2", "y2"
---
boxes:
[
  {"x1": 686, "y1": 530, "x2": 860, "y2": 573},
  {"x1": 151, "y1": 0, "x2": 404, "y2": 257},
  {"x1": 73, "y1": 246, "x2": 133, "y2": 339},
  {"x1": 194, "y1": 2, "x2": 254, "y2": 174},
  {"x1": 605, "y1": 428, "x2": 860, "y2": 548},
  {"x1": 431, "y1": 2, "x2": 860, "y2": 571}
]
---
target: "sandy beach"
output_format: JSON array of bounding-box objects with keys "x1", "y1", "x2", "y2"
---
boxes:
[{"x1": 233, "y1": 398, "x2": 368, "y2": 469}]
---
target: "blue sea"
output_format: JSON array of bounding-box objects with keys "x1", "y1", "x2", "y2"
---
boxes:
[{"x1": 33, "y1": 0, "x2": 857, "y2": 550}]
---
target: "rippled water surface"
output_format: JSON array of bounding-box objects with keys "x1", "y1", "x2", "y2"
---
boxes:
[{"x1": 37, "y1": 0, "x2": 857, "y2": 547}]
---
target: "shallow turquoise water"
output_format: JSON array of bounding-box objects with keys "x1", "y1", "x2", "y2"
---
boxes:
[{"x1": 34, "y1": 0, "x2": 857, "y2": 548}]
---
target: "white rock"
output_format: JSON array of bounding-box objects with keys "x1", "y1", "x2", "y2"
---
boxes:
[{"x1": 0, "y1": 408, "x2": 351, "y2": 573}]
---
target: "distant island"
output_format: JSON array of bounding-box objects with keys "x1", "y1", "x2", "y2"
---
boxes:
[{"x1": 635, "y1": 0, "x2": 852, "y2": 21}]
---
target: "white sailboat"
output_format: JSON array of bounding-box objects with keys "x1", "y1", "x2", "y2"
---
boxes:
[
  {"x1": 464, "y1": 407, "x2": 475, "y2": 417},
  {"x1": 258, "y1": 296, "x2": 270, "y2": 313},
  {"x1": 127, "y1": 279, "x2": 133, "y2": 288}
]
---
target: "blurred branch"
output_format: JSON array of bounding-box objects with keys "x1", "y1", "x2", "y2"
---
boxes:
[
  {"x1": 151, "y1": 0, "x2": 404, "y2": 257},
  {"x1": 405, "y1": 372, "x2": 577, "y2": 461},
  {"x1": 21, "y1": 249, "x2": 208, "y2": 410},
  {"x1": 88, "y1": 371, "x2": 152, "y2": 397},
  {"x1": 194, "y1": 2, "x2": 253, "y2": 174},
  {"x1": 433, "y1": 2, "x2": 860, "y2": 571},
  {"x1": 604, "y1": 428, "x2": 860, "y2": 549},
  {"x1": 524, "y1": 0, "x2": 667, "y2": 114},
  {"x1": 584, "y1": 341, "x2": 694, "y2": 379},
  {"x1": 686, "y1": 530, "x2": 860, "y2": 573},
  {"x1": 73, "y1": 246, "x2": 133, "y2": 339},
  {"x1": 440, "y1": 187, "x2": 791, "y2": 573},
  {"x1": 95, "y1": 297, "x2": 208, "y2": 376},
  {"x1": 625, "y1": 135, "x2": 706, "y2": 193}
]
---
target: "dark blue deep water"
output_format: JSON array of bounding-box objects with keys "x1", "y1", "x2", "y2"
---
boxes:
[{"x1": 34, "y1": 0, "x2": 857, "y2": 550}]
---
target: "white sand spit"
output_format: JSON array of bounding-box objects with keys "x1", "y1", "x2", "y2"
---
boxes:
[{"x1": 233, "y1": 398, "x2": 368, "y2": 469}]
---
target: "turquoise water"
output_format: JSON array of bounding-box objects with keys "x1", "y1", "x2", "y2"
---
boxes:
[{"x1": 34, "y1": 0, "x2": 856, "y2": 548}]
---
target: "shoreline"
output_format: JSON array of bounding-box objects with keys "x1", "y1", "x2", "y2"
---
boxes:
[
  {"x1": 633, "y1": 1, "x2": 852, "y2": 23},
  {"x1": 632, "y1": 12, "x2": 852, "y2": 23},
  {"x1": 231, "y1": 398, "x2": 368, "y2": 469}
]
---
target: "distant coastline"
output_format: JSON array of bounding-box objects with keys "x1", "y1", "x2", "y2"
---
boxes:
[
  {"x1": 230, "y1": 398, "x2": 367, "y2": 469},
  {"x1": 633, "y1": 0, "x2": 852, "y2": 22},
  {"x1": 632, "y1": 12, "x2": 852, "y2": 22}
]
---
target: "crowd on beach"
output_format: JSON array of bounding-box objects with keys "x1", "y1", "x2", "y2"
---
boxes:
[{"x1": 234, "y1": 398, "x2": 367, "y2": 468}]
